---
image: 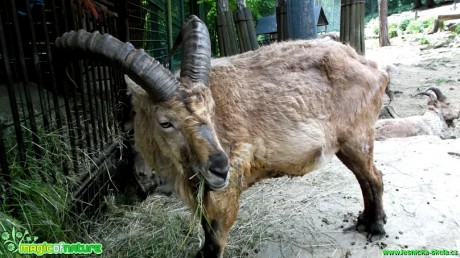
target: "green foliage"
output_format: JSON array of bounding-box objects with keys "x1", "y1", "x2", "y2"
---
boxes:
[
  {"x1": 407, "y1": 20, "x2": 423, "y2": 33},
  {"x1": 389, "y1": 22, "x2": 398, "y2": 30},
  {"x1": 365, "y1": 13, "x2": 379, "y2": 24},
  {"x1": 1, "y1": 125, "x2": 86, "y2": 254},
  {"x1": 245, "y1": 0, "x2": 276, "y2": 21},
  {"x1": 391, "y1": 3, "x2": 413, "y2": 15},
  {"x1": 418, "y1": 37, "x2": 430, "y2": 44},
  {"x1": 435, "y1": 78, "x2": 446, "y2": 85},
  {"x1": 399, "y1": 18, "x2": 413, "y2": 31},
  {"x1": 389, "y1": 30, "x2": 399, "y2": 38},
  {"x1": 455, "y1": 25, "x2": 460, "y2": 35},
  {"x1": 373, "y1": 24, "x2": 380, "y2": 35},
  {"x1": 389, "y1": 22, "x2": 399, "y2": 37},
  {"x1": 422, "y1": 18, "x2": 433, "y2": 29}
]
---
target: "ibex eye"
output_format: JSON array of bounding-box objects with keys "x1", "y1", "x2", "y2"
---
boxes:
[{"x1": 160, "y1": 122, "x2": 173, "y2": 129}]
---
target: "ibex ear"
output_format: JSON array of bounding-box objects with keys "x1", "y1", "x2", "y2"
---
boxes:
[{"x1": 125, "y1": 75, "x2": 147, "y2": 98}]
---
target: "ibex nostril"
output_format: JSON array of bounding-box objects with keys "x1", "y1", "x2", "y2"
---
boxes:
[{"x1": 208, "y1": 152, "x2": 229, "y2": 177}]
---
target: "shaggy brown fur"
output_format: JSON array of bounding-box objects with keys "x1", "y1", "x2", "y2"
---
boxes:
[{"x1": 127, "y1": 39, "x2": 389, "y2": 258}]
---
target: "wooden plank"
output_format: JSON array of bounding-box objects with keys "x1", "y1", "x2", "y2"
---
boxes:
[
  {"x1": 359, "y1": 2, "x2": 366, "y2": 55},
  {"x1": 234, "y1": 11, "x2": 245, "y2": 51},
  {"x1": 216, "y1": 14, "x2": 227, "y2": 56},
  {"x1": 350, "y1": 1, "x2": 357, "y2": 49},
  {"x1": 235, "y1": 9, "x2": 250, "y2": 52},
  {"x1": 438, "y1": 14, "x2": 460, "y2": 21},
  {"x1": 344, "y1": 0, "x2": 350, "y2": 43},
  {"x1": 340, "y1": 0, "x2": 344, "y2": 42},
  {"x1": 225, "y1": 11, "x2": 239, "y2": 55},
  {"x1": 277, "y1": 3, "x2": 288, "y2": 41},
  {"x1": 244, "y1": 7, "x2": 259, "y2": 50}
]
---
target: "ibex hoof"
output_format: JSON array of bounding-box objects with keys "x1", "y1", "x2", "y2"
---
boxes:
[{"x1": 344, "y1": 212, "x2": 386, "y2": 242}]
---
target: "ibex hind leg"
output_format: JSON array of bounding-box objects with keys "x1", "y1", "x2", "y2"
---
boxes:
[{"x1": 336, "y1": 140, "x2": 386, "y2": 241}]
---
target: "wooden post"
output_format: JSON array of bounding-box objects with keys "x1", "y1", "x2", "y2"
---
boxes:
[
  {"x1": 340, "y1": 0, "x2": 365, "y2": 55},
  {"x1": 216, "y1": 14, "x2": 227, "y2": 56},
  {"x1": 235, "y1": 9, "x2": 250, "y2": 52},
  {"x1": 234, "y1": 0, "x2": 259, "y2": 52},
  {"x1": 216, "y1": 0, "x2": 239, "y2": 56},
  {"x1": 225, "y1": 11, "x2": 239, "y2": 54},
  {"x1": 245, "y1": 8, "x2": 259, "y2": 50},
  {"x1": 276, "y1": 0, "x2": 288, "y2": 41},
  {"x1": 286, "y1": 0, "x2": 317, "y2": 40}
]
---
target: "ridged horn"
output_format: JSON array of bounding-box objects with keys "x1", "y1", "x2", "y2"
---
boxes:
[
  {"x1": 426, "y1": 86, "x2": 447, "y2": 102},
  {"x1": 414, "y1": 91, "x2": 436, "y2": 101},
  {"x1": 55, "y1": 30, "x2": 178, "y2": 102},
  {"x1": 179, "y1": 15, "x2": 211, "y2": 85}
]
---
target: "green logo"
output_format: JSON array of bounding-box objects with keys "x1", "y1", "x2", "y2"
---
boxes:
[
  {"x1": 1, "y1": 228, "x2": 102, "y2": 256},
  {"x1": 1, "y1": 227, "x2": 38, "y2": 254}
]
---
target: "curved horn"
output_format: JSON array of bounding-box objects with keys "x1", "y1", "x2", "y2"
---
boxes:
[
  {"x1": 426, "y1": 86, "x2": 447, "y2": 102},
  {"x1": 55, "y1": 30, "x2": 178, "y2": 102},
  {"x1": 413, "y1": 91, "x2": 436, "y2": 101},
  {"x1": 179, "y1": 15, "x2": 211, "y2": 85}
]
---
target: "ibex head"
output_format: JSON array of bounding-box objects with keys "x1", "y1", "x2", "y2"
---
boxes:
[
  {"x1": 55, "y1": 16, "x2": 229, "y2": 190},
  {"x1": 414, "y1": 86, "x2": 460, "y2": 127}
]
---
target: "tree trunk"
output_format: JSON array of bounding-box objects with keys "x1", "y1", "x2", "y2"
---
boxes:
[
  {"x1": 237, "y1": 0, "x2": 246, "y2": 9},
  {"x1": 414, "y1": 0, "x2": 422, "y2": 9},
  {"x1": 425, "y1": 0, "x2": 435, "y2": 8},
  {"x1": 217, "y1": 0, "x2": 229, "y2": 14},
  {"x1": 379, "y1": 0, "x2": 391, "y2": 46}
]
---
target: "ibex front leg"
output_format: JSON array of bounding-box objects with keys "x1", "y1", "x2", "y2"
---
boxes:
[
  {"x1": 336, "y1": 132, "x2": 387, "y2": 241},
  {"x1": 196, "y1": 143, "x2": 251, "y2": 257},
  {"x1": 195, "y1": 187, "x2": 241, "y2": 258}
]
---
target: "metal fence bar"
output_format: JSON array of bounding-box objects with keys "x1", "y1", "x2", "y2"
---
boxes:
[
  {"x1": 75, "y1": 61, "x2": 92, "y2": 153},
  {"x1": 108, "y1": 68, "x2": 120, "y2": 135},
  {"x1": 0, "y1": 119, "x2": 9, "y2": 183},
  {"x1": 10, "y1": 0, "x2": 41, "y2": 160},
  {"x1": 97, "y1": 63, "x2": 109, "y2": 145},
  {"x1": 25, "y1": 0, "x2": 51, "y2": 132},
  {"x1": 60, "y1": 68, "x2": 79, "y2": 174},
  {"x1": 87, "y1": 60, "x2": 102, "y2": 152},
  {"x1": 40, "y1": 2, "x2": 63, "y2": 131},
  {"x1": 0, "y1": 8, "x2": 27, "y2": 168},
  {"x1": 94, "y1": 62, "x2": 105, "y2": 150}
]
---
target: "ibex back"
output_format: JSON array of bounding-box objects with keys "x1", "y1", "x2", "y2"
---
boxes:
[{"x1": 55, "y1": 16, "x2": 390, "y2": 258}]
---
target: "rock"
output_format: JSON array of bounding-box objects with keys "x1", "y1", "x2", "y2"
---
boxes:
[{"x1": 433, "y1": 38, "x2": 452, "y2": 49}]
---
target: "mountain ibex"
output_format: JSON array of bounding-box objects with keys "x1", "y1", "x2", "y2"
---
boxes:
[
  {"x1": 376, "y1": 87, "x2": 459, "y2": 140},
  {"x1": 55, "y1": 16, "x2": 389, "y2": 258}
]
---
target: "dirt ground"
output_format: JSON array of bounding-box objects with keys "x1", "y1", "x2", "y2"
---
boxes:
[
  {"x1": 240, "y1": 135, "x2": 460, "y2": 258},
  {"x1": 229, "y1": 8, "x2": 460, "y2": 258}
]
